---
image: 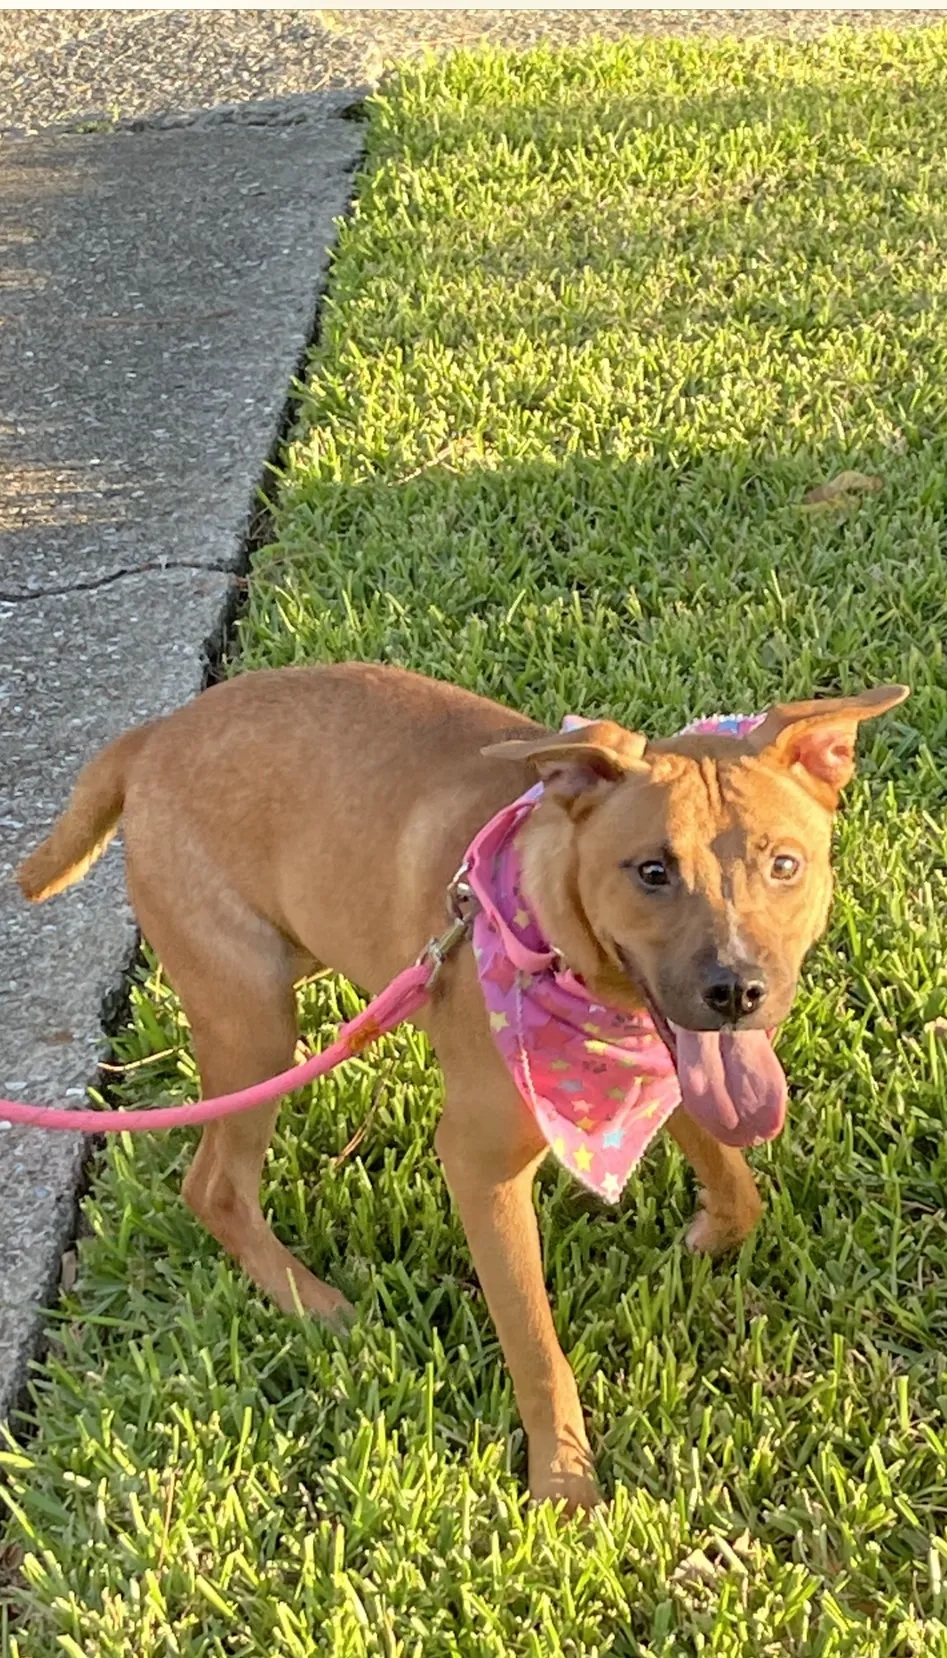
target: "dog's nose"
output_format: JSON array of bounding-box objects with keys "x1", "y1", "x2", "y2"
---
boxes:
[{"x1": 701, "y1": 968, "x2": 767, "y2": 1023}]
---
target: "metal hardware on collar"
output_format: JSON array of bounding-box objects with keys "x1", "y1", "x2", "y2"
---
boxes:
[
  {"x1": 445, "y1": 860, "x2": 476, "y2": 922},
  {"x1": 417, "y1": 861, "x2": 480, "y2": 986}
]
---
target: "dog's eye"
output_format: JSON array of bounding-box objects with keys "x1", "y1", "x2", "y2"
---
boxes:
[
  {"x1": 637, "y1": 859, "x2": 670, "y2": 889},
  {"x1": 772, "y1": 854, "x2": 801, "y2": 882}
]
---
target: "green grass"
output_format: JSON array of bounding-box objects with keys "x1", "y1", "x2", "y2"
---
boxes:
[{"x1": 5, "y1": 27, "x2": 947, "y2": 1657}]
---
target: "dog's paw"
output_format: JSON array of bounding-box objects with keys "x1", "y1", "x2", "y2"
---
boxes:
[
  {"x1": 528, "y1": 1441, "x2": 604, "y2": 1517},
  {"x1": 685, "y1": 1189, "x2": 762, "y2": 1256},
  {"x1": 276, "y1": 1263, "x2": 356, "y2": 1324},
  {"x1": 319, "y1": 1287, "x2": 357, "y2": 1330}
]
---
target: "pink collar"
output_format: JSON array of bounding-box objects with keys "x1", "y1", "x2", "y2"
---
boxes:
[{"x1": 464, "y1": 714, "x2": 763, "y2": 1202}]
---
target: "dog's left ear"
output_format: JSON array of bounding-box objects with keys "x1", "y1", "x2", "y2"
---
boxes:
[
  {"x1": 748, "y1": 684, "x2": 910, "y2": 806},
  {"x1": 482, "y1": 720, "x2": 648, "y2": 809}
]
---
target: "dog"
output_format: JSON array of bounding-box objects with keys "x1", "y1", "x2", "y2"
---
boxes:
[{"x1": 17, "y1": 664, "x2": 908, "y2": 1511}]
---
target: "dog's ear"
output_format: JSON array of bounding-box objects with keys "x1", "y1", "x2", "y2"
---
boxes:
[
  {"x1": 482, "y1": 720, "x2": 648, "y2": 807},
  {"x1": 748, "y1": 684, "x2": 909, "y2": 806}
]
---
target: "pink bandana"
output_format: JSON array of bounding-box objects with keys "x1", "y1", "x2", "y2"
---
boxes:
[{"x1": 466, "y1": 714, "x2": 765, "y2": 1203}]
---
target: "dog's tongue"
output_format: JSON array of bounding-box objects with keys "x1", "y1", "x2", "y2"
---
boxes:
[{"x1": 670, "y1": 1026, "x2": 787, "y2": 1147}]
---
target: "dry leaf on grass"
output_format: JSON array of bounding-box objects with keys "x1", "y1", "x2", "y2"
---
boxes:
[
  {"x1": 672, "y1": 1532, "x2": 754, "y2": 1586},
  {"x1": 801, "y1": 470, "x2": 883, "y2": 510},
  {"x1": 672, "y1": 1547, "x2": 719, "y2": 1587}
]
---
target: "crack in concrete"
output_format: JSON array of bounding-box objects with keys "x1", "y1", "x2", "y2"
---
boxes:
[
  {"x1": 30, "y1": 88, "x2": 370, "y2": 141},
  {"x1": 0, "y1": 561, "x2": 240, "y2": 604},
  {"x1": 124, "y1": 90, "x2": 370, "y2": 133}
]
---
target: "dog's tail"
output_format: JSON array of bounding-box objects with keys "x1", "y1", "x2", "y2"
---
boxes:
[{"x1": 17, "y1": 722, "x2": 157, "y2": 902}]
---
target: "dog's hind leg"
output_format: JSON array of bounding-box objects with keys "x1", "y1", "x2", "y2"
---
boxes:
[
  {"x1": 128, "y1": 860, "x2": 352, "y2": 1321},
  {"x1": 182, "y1": 1006, "x2": 353, "y2": 1323}
]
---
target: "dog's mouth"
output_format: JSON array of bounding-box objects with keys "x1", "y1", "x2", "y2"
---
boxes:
[{"x1": 616, "y1": 949, "x2": 788, "y2": 1149}]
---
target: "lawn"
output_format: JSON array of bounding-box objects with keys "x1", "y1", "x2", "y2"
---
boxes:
[{"x1": 4, "y1": 27, "x2": 947, "y2": 1658}]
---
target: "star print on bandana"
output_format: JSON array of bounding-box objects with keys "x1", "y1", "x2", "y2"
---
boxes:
[{"x1": 465, "y1": 711, "x2": 766, "y2": 1203}]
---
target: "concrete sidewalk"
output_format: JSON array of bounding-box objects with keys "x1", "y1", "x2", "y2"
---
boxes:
[{"x1": 0, "y1": 95, "x2": 363, "y2": 1413}]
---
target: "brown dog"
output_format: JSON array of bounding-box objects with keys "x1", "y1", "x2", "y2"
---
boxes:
[{"x1": 17, "y1": 665, "x2": 907, "y2": 1511}]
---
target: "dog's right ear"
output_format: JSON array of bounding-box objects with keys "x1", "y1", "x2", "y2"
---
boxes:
[{"x1": 482, "y1": 721, "x2": 648, "y2": 806}]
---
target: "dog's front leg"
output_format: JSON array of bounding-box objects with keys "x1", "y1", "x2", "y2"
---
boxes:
[
  {"x1": 666, "y1": 1107, "x2": 764, "y2": 1254},
  {"x1": 435, "y1": 1085, "x2": 601, "y2": 1515}
]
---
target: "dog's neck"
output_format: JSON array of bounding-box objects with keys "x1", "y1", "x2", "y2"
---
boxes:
[{"x1": 516, "y1": 803, "x2": 646, "y2": 1011}]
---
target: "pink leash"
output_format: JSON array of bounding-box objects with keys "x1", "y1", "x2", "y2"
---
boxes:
[
  {"x1": 0, "y1": 963, "x2": 432, "y2": 1135},
  {"x1": 0, "y1": 879, "x2": 477, "y2": 1134}
]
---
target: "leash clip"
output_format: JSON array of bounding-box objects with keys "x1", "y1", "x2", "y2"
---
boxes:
[{"x1": 417, "y1": 862, "x2": 479, "y2": 986}]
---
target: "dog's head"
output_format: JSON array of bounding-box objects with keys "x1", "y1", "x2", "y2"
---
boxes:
[{"x1": 483, "y1": 685, "x2": 908, "y2": 1148}]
